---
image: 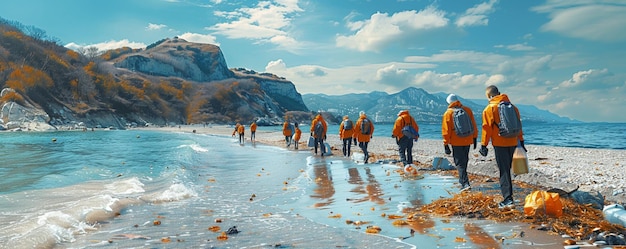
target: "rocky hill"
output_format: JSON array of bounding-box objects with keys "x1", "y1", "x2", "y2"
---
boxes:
[
  {"x1": 0, "y1": 19, "x2": 308, "y2": 131},
  {"x1": 303, "y1": 87, "x2": 576, "y2": 123}
]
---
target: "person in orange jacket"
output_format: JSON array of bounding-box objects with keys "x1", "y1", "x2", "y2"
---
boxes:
[
  {"x1": 353, "y1": 111, "x2": 374, "y2": 163},
  {"x1": 310, "y1": 114, "x2": 328, "y2": 156},
  {"x1": 293, "y1": 122, "x2": 302, "y2": 150},
  {"x1": 480, "y1": 85, "x2": 526, "y2": 210},
  {"x1": 232, "y1": 122, "x2": 240, "y2": 137},
  {"x1": 339, "y1": 115, "x2": 355, "y2": 157},
  {"x1": 392, "y1": 110, "x2": 419, "y2": 166},
  {"x1": 237, "y1": 123, "x2": 245, "y2": 144},
  {"x1": 442, "y1": 94, "x2": 477, "y2": 192},
  {"x1": 250, "y1": 120, "x2": 257, "y2": 143},
  {"x1": 282, "y1": 118, "x2": 294, "y2": 148}
]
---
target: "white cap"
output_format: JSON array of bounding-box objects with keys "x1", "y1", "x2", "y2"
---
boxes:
[{"x1": 446, "y1": 94, "x2": 459, "y2": 104}]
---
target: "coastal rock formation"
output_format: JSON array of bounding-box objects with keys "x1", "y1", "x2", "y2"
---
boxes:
[
  {"x1": 113, "y1": 38, "x2": 234, "y2": 82},
  {"x1": 0, "y1": 89, "x2": 55, "y2": 131}
]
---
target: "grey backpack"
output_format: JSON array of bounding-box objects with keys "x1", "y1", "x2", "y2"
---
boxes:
[
  {"x1": 497, "y1": 102, "x2": 522, "y2": 138},
  {"x1": 452, "y1": 107, "x2": 473, "y2": 137}
]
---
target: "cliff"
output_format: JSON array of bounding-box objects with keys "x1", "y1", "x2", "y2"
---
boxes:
[{"x1": 0, "y1": 20, "x2": 309, "y2": 131}]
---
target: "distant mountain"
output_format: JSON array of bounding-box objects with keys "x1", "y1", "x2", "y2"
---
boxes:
[{"x1": 303, "y1": 87, "x2": 577, "y2": 124}]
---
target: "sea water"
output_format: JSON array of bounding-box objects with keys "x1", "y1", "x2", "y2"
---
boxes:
[
  {"x1": 0, "y1": 126, "x2": 616, "y2": 248},
  {"x1": 287, "y1": 122, "x2": 626, "y2": 150}
]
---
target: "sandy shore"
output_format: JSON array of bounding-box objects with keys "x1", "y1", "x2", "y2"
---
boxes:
[{"x1": 141, "y1": 124, "x2": 626, "y2": 205}]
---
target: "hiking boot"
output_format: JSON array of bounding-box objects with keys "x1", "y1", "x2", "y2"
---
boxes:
[
  {"x1": 460, "y1": 184, "x2": 471, "y2": 192},
  {"x1": 498, "y1": 199, "x2": 515, "y2": 210}
]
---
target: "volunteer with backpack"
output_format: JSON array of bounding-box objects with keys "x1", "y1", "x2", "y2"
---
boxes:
[
  {"x1": 293, "y1": 122, "x2": 302, "y2": 150},
  {"x1": 282, "y1": 118, "x2": 294, "y2": 148},
  {"x1": 479, "y1": 85, "x2": 527, "y2": 210},
  {"x1": 339, "y1": 115, "x2": 355, "y2": 157},
  {"x1": 442, "y1": 94, "x2": 478, "y2": 192},
  {"x1": 392, "y1": 110, "x2": 419, "y2": 166},
  {"x1": 310, "y1": 114, "x2": 328, "y2": 156},
  {"x1": 353, "y1": 111, "x2": 375, "y2": 164},
  {"x1": 250, "y1": 120, "x2": 257, "y2": 143},
  {"x1": 237, "y1": 124, "x2": 245, "y2": 144}
]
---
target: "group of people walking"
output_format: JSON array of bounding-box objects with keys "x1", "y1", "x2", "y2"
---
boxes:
[
  {"x1": 442, "y1": 85, "x2": 526, "y2": 210},
  {"x1": 232, "y1": 121, "x2": 257, "y2": 144},
  {"x1": 277, "y1": 85, "x2": 525, "y2": 210}
]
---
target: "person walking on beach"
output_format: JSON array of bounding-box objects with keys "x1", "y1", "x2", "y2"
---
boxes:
[
  {"x1": 339, "y1": 115, "x2": 355, "y2": 157},
  {"x1": 354, "y1": 111, "x2": 374, "y2": 163},
  {"x1": 250, "y1": 120, "x2": 257, "y2": 143},
  {"x1": 232, "y1": 122, "x2": 240, "y2": 137},
  {"x1": 282, "y1": 118, "x2": 294, "y2": 148},
  {"x1": 310, "y1": 114, "x2": 328, "y2": 156},
  {"x1": 392, "y1": 110, "x2": 419, "y2": 166},
  {"x1": 293, "y1": 122, "x2": 302, "y2": 150},
  {"x1": 442, "y1": 94, "x2": 478, "y2": 192},
  {"x1": 237, "y1": 124, "x2": 245, "y2": 144},
  {"x1": 479, "y1": 85, "x2": 526, "y2": 210}
]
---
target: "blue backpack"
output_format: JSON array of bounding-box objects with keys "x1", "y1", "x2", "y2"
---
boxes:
[
  {"x1": 401, "y1": 117, "x2": 419, "y2": 138},
  {"x1": 314, "y1": 121, "x2": 324, "y2": 139}
]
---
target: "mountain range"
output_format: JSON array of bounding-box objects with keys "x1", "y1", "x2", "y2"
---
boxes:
[{"x1": 303, "y1": 87, "x2": 577, "y2": 124}]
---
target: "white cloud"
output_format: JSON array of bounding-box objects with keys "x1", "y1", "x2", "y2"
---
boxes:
[
  {"x1": 336, "y1": 6, "x2": 448, "y2": 52},
  {"x1": 178, "y1": 32, "x2": 220, "y2": 45},
  {"x1": 523, "y1": 55, "x2": 552, "y2": 74},
  {"x1": 496, "y1": 43, "x2": 535, "y2": 51},
  {"x1": 208, "y1": 0, "x2": 303, "y2": 50},
  {"x1": 455, "y1": 0, "x2": 498, "y2": 27},
  {"x1": 375, "y1": 64, "x2": 411, "y2": 86},
  {"x1": 65, "y1": 39, "x2": 146, "y2": 52},
  {"x1": 146, "y1": 23, "x2": 168, "y2": 31},
  {"x1": 558, "y1": 68, "x2": 620, "y2": 90},
  {"x1": 264, "y1": 59, "x2": 436, "y2": 94},
  {"x1": 533, "y1": 2, "x2": 626, "y2": 42},
  {"x1": 533, "y1": 68, "x2": 626, "y2": 122}
]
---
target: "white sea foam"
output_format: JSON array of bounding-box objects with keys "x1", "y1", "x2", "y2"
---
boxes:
[
  {"x1": 177, "y1": 143, "x2": 209, "y2": 152},
  {"x1": 104, "y1": 177, "x2": 145, "y2": 195},
  {"x1": 150, "y1": 183, "x2": 197, "y2": 202}
]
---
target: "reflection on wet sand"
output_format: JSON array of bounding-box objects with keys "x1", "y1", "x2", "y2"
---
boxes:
[
  {"x1": 345, "y1": 167, "x2": 386, "y2": 205},
  {"x1": 311, "y1": 164, "x2": 335, "y2": 208},
  {"x1": 364, "y1": 167, "x2": 385, "y2": 205},
  {"x1": 464, "y1": 222, "x2": 502, "y2": 249}
]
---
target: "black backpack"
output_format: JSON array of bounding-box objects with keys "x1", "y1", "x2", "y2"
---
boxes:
[
  {"x1": 497, "y1": 101, "x2": 522, "y2": 138},
  {"x1": 452, "y1": 107, "x2": 473, "y2": 137},
  {"x1": 360, "y1": 118, "x2": 371, "y2": 135}
]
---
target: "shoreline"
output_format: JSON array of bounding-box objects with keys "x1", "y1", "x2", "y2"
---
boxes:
[{"x1": 139, "y1": 124, "x2": 626, "y2": 206}]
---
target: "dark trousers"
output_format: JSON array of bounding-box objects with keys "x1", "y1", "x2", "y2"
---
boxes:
[
  {"x1": 251, "y1": 131, "x2": 256, "y2": 141},
  {"x1": 238, "y1": 133, "x2": 244, "y2": 144},
  {"x1": 398, "y1": 136, "x2": 413, "y2": 165},
  {"x1": 315, "y1": 137, "x2": 325, "y2": 155},
  {"x1": 359, "y1": 141, "x2": 369, "y2": 160},
  {"x1": 452, "y1": 145, "x2": 470, "y2": 186},
  {"x1": 342, "y1": 138, "x2": 352, "y2": 156},
  {"x1": 285, "y1": 136, "x2": 292, "y2": 146},
  {"x1": 494, "y1": 146, "x2": 516, "y2": 202}
]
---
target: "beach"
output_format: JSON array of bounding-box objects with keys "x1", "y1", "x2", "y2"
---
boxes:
[
  {"x1": 157, "y1": 124, "x2": 626, "y2": 206},
  {"x1": 2, "y1": 125, "x2": 625, "y2": 248}
]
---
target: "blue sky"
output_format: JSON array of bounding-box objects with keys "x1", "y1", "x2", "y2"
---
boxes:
[{"x1": 1, "y1": 0, "x2": 625, "y2": 122}]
